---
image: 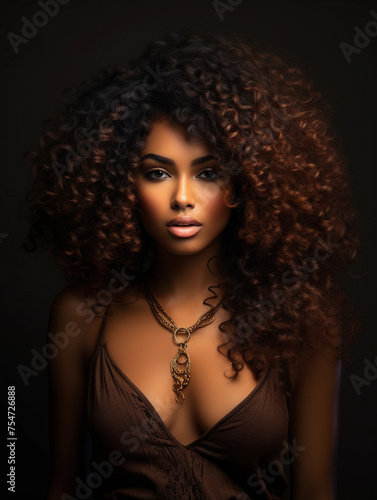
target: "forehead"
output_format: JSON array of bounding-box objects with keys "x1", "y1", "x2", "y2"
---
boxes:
[{"x1": 141, "y1": 117, "x2": 210, "y2": 156}]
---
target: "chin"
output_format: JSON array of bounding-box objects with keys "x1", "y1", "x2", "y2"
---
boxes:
[
  {"x1": 165, "y1": 244, "x2": 207, "y2": 255},
  {"x1": 156, "y1": 236, "x2": 220, "y2": 256}
]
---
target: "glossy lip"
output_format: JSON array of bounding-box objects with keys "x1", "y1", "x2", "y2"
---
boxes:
[
  {"x1": 167, "y1": 225, "x2": 202, "y2": 237},
  {"x1": 166, "y1": 216, "x2": 202, "y2": 227}
]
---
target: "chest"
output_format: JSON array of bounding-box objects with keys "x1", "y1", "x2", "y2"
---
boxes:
[{"x1": 91, "y1": 301, "x2": 263, "y2": 446}]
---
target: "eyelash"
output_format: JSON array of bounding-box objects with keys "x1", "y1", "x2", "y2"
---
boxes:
[{"x1": 144, "y1": 169, "x2": 219, "y2": 182}]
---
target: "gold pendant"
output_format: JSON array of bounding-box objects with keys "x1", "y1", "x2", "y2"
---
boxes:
[
  {"x1": 170, "y1": 325, "x2": 192, "y2": 403},
  {"x1": 170, "y1": 343, "x2": 190, "y2": 403}
]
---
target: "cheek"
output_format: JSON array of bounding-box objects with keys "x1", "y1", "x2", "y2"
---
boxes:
[
  {"x1": 137, "y1": 188, "x2": 164, "y2": 219},
  {"x1": 205, "y1": 191, "x2": 232, "y2": 223}
]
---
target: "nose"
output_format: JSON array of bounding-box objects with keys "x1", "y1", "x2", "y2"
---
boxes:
[{"x1": 171, "y1": 174, "x2": 195, "y2": 209}]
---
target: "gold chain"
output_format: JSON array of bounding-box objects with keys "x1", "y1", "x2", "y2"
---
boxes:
[{"x1": 141, "y1": 280, "x2": 223, "y2": 403}]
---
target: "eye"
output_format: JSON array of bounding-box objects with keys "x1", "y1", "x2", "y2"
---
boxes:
[
  {"x1": 144, "y1": 169, "x2": 170, "y2": 181},
  {"x1": 197, "y1": 169, "x2": 219, "y2": 181},
  {"x1": 142, "y1": 168, "x2": 219, "y2": 182}
]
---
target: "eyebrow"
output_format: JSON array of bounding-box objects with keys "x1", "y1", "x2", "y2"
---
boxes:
[{"x1": 140, "y1": 153, "x2": 218, "y2": 166}]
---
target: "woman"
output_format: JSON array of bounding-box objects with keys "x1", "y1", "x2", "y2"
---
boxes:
[{"x1": 23, "y1": 29, "x2": 360, "y2": 499}]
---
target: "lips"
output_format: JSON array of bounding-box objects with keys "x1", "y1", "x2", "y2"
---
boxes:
[
  {"x1": 166, "y1": 216, "x2": 202, "y2": 227},
  {"x1": 167, "y1": 225, "x2": 202, "y2": 237}
]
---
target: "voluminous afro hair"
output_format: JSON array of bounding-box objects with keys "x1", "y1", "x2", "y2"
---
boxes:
[{"x1": 22, "y1": 29, "x2": 361, "y2": 395}]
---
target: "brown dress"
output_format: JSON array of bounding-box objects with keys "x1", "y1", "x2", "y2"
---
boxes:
[{"x1": 86, "y1": 307, "x2": 290, "y2": 499}]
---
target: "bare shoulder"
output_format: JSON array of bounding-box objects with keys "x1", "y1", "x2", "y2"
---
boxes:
[
  {"x1": 48, "y1": 284, "x2": 108, "y2": 368},
  {"x1": 49, "y1": 278, "x2": 148, "y2": 368},
  {"x1": 290, "y1": 339, "x2": 339, "y2": 395},
  {"x1": 49, "y1": 283, "x2": 100, "y2": 328},
  {"x1": 50, "y1": 283, "x2": 88, "y2": 314}
]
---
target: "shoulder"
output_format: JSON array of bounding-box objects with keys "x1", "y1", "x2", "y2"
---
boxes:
[
  {"x1": 290, "y1": 340, "x2": 339, "y2": 396},
  {"x1": 49, "y1": 284, "x2": 100, "y2": 332},
  {"x1": 48, "y1": 284, "x2": 107, "y2": 369},
  {"x1": 50, "y1": 283, "x2": 88, "y2": 313},
  {"x1": 49, "y1": 279, "x2": 148, "y2": 367}
]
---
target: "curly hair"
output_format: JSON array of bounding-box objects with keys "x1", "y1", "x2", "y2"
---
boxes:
[{"x1": 22, "y1": 28, "x2": 361, "y2": 396}]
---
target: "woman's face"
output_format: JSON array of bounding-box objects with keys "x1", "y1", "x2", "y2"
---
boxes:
[{"x1": 135, "y1": 117, "x2": 232, "y2": 256}]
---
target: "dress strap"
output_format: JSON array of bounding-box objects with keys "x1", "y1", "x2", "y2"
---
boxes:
[
  {"x1": 87, "y1": 304, "x2": 113, "y2": 375},
  {"x1": 96, "y1": 303, "x2": 112, "y2": 347}
]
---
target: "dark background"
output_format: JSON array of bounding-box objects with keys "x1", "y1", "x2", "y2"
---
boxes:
[{"x1": 1, "y1": 1, "x2": 376, "y2": 498}]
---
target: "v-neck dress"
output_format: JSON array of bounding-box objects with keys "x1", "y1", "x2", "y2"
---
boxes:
[{"x1": 86, "y1": 307, "x2": 290, "y2": 499}]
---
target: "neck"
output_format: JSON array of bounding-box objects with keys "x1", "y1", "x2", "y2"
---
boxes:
[{"x1": 141, "y1": 237, "x2": 224, "y2": 305}]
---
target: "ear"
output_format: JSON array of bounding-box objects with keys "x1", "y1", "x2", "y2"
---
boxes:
[{"x1": 223, "y1": 183, "x2": 240, "y2": 208}]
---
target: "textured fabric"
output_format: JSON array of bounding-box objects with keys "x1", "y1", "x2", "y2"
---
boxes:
[{"x1": 86, "y1": 310, "x2": 290, "y2": 499}]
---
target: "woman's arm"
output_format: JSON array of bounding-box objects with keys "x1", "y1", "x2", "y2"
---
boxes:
[
  {"x1": 46, "y1": 286, "x2": 101, "y2": 500},
  {"x1": 289, "y1": 342, "x2": 341, "y2": 500}
]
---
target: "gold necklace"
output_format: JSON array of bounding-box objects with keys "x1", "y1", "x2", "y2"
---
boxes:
[{"x1": 141, "y1": 280, "x2": 224, "y2": 403}]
